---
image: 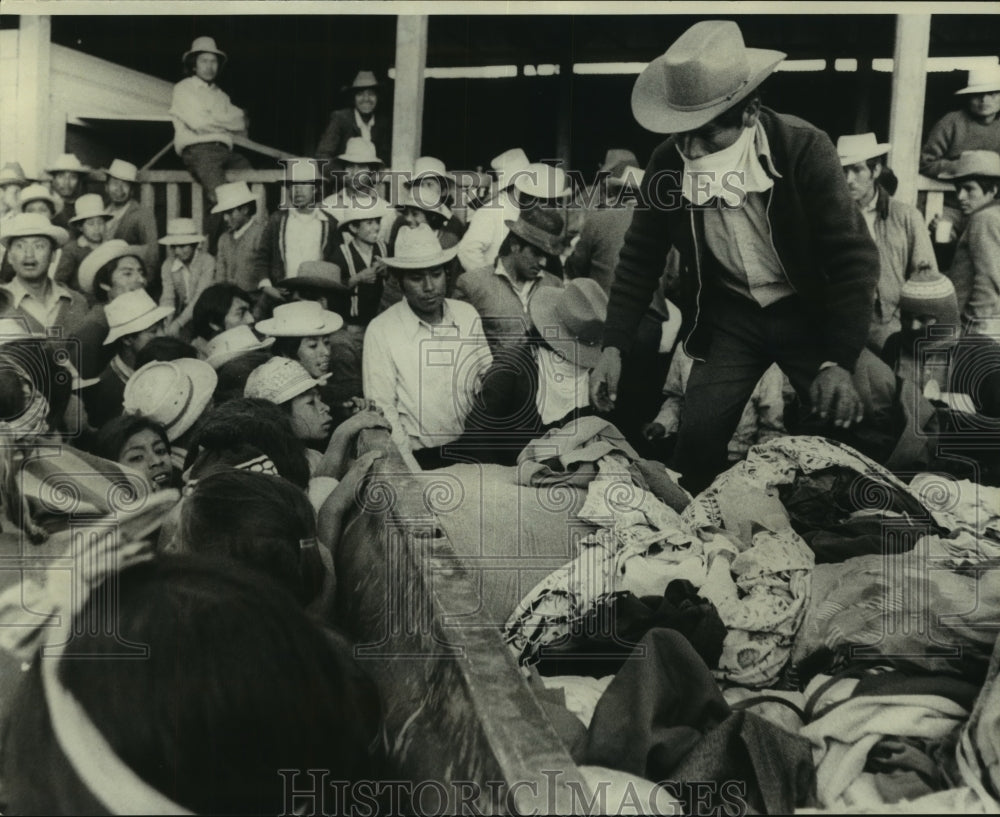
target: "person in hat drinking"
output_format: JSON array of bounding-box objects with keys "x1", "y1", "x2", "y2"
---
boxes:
[
  {"x1": 837, "y1": 133, "x2": 939, "y2": 353},
  {"x1": 254, "y1": 159, "x2": 338, "y2": 310},
  {"x1": 453, "y1": 206, "x2": 565, "y2": 350},
  {"x1": 212, "y1": 181, "x2": 267, "y2": 293},
  {"x1": 53, "y1": 194, "x2": 112, "y2": 292},
  {"x1": 938, "y1": 150, "x2": 1000, "y2": 338},
  {"x1": 589, "y1": 20, "x2": 879, "y2": 495},
  {"x1": 170, "y1": 37, "x2": 251, "y2": 205},
  {"x1": 363, "y1": 224, "x2": 492, "y2": 471},
  {"x1": 158, "y1": 218, "x2": 217, "y2": 339},
  {"x1": 100, "y1": 159, "x2": 159, "y2": 283},
  {"x1": 45, "y1": 153, "x2": 93, "y2": 230},
  {"x1": 315, "y1": 70, "x2": 392, "y2": 183}
]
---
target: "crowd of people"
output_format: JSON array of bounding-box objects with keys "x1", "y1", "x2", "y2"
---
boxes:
[{"x1": 0, "y1": 20, "x2": 999, "y2": 814}]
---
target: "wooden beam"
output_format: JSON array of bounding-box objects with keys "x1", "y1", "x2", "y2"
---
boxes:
[
  {"x1": 391, "y1": 15, "x2": 428, "y2": 176},
  {"x1": 887, "y1": 14, "x2": 931, "y2": 207},
  {"x1": 16, "y1": 16, "x2": 52, "y2": 178}
]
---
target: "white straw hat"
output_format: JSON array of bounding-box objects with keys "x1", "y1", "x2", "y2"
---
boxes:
[
  {"x1": 158, "y1": 218, "x2": 206, "y2": 246},
  {"x1": 123, "y1": 359, "x2": 218, "y2": 442},
  {"x1": 103, "y1": 290, "x2": 173, "y2": 346},
  {"x1": 491, "y1": 148, "x2": 531, "y2": 191},
  {"x1": 0, "y1": 212, "x2": 69, "y2": 248},
  {"x1": 45, "y1": 153, "x2": 92, "y2": 175},
  {"x1": 244, "y1": 357, "x2": 323, "y2": 405},
  {"x1": 69, "y1": 194, "x2": 113, "y2": 224},
  {"x1": 955, "y1": 66, "x2": 1000, "y2": 95},
  {"x1": 836, "y1": 133, "x2": 892, "y2": 166},
  {"x1": 100, "y1": 159, "x2": 139, "y2": 184},
  {"x1": 211, "y1": 181, "x2": 257, "y2": 214},
  {"x1": 204, "y1": 324, "x2": 275, "y2": 369},
  {"x1": 183, "y1": 36, "x2": 227, "y2": 66},
  {"x1": 338, "y1": 137, "x2": 384, "y2": 166},
  {"x1": 513, "y1": 163, "x2": 572, "y2": 200},
  {"x1": 383, "y1": 224, "x2": 459, "y2": 270},
  {"x1": 78, "y1": 239, "x2": 146, "y2": 296},
  {"x1": 255, "y1": 301, "x2": 343, "y2": 338}
]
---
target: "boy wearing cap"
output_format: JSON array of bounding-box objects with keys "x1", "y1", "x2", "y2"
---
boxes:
[
  {"x1": 158, "y1": 218, "x2": 217, "y2": 338},
  {"x1": 1, "y1": 213, "x2": 87, "y2": 335},
  {"x1": 315, "y1": 71, "x2": 392, "y2": 182},
  {"x1": 837, "y1": 133, "x2": 939, "y2": 352},
  {"x1": 453, "y1": 207, "x2": 564, "y2": 349},
  {"x1": 939, "y1": 150, "x2": 1000, "y2": 337},
  {"x1": 326, "y1": 199, "x2": 393, "y2": 327},
  {"x1": 84, "y1": 289, "x2": 172, "y2": 430},
  {"x1": 170, "y1": 37, "x2": 251, "y2": 206},
  {"x1": 53, "y1": 194, "x2": 113, "y2": 292},
  {"x1": 101, "y1": 159, "x2": 159, "y2": 281},
  {"x1": 212, "y1": 181, "x2": 267, "y2": 293},
  {"x1": 590, "y1": 20, "x2": 879, "y2": 494},
  {"x1": 363, "y1": 225, "x2": 492, "y2": 470}
]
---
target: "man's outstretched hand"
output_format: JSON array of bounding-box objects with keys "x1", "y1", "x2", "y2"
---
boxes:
[
  {"x1": 810, "y1": 365, "x2": 864, "y2": 429},
  {"x1": 590, "y1": 347, "x2": 622, "y2": 412}
]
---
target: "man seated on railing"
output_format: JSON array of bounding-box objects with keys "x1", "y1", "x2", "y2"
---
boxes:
[
  {"x1": 170, "y1": 37, "x2": 251, "y2": 209},
  {"x1": 837, "y1": 133, "x2": 939, "y2": 354}
]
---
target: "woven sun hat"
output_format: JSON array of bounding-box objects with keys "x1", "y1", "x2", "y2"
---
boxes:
[
  {"x1": 0, "y1": 212, "x2": 69, "y2": 248},
  {"x1": 836, "y1": 133, "x2": 892, "y2": 167},
  {"x1": 123, "y1": 358, "x2": 217, "y2": 442},
  {"x1": 99, "y1": 159, "x2": 139, "y2": 184},
  {"x1": 955, "y1": 66, "x2": 1000, "y2": 95},
  {"x1": 491, "y1": 148, "x2": 531, "y2": 191},
  {"x1": 211, "y1": 181, "x2": 257, "y2": 214},
  {"x1": 345, "y1": 70, "x2": 380, "y2": 93},
  {"x1": 204, "y1": 324, "x2": 275, "y2": 369},
  {"x1": 504, "y1": 206, "x2": 566, "y2": 258},
  {"x1": 284, "y1": 158, "x2": 324, "y2": 185},
  {"x1": 395, "y1": 187, "x2": 453, "y2": 221},
  {"x1": 513, "y1": 163, "x2": 572, "y2": 200},
  {"x1": 938, "y1": 150, "x2": 1000, "y2": 181},
  {"x1": 528, "y1": 278, "x2": 608, "y2": 370},
  {"x1": 103, "y1": 290, "x2": 173, "y2": 346},
  {"x1": 78, "y1": 239, "x2": 145, "y2": 296},
  {"x1": 69, "y1": 194, "x2": 113, "y2": 224},
  {"x1": 158, "y1": 217, "x2": 206, "y2": 247},
  {"x1": 18, "y1": 184, "x2": 61, "y2": 215},
  {"x1": 45, "y1": 153, "x2": 92, "y2": 175},
  {"x1": 255, "y1": 301, "x2": 343, "y2": 339},
  {"x1": 405, "y1": 156, "x2": 457, "y2": 189},
  {"x1": 383, "y1": 224, "x2": 458, "y2": 270},
  {"x1": 183, "y1": 36, "x2": 227, "y2": 66},
  {"x1": 631, "y1": 20, "x2": 785, "y2": 134},
  {"x1": 0, "y1": 162, "x2": 29, "y2": 188},
  {"x1": 244, "y1": 357, "x2": 323, "y2": 405},
  {"x1": 338, "y1": 137, "x2": 384, "y2": 166}
]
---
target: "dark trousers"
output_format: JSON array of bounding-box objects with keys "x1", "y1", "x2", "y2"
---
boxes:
[
  {"x1": 669, "y1": 292, "x2": 824, "y2": 495},
  {"x1": 612, "y1": 310, "x2": 673, "y2": 453},
  {"x1": 182, "y1": 143, "x2": 252, "y2": 255}
]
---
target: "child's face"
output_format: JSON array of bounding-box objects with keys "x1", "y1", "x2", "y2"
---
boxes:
[
  {"x1": 80, "y1": 217, "x2": 107, "y2": 244},
  {"x1": 172, "y1": 243, "x2": 197, "y2": 265}
]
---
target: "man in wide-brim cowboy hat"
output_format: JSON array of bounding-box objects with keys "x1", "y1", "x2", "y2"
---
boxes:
[
  {"x1": 314, "y1": 70, "x2": 392, "y2": 183},
  {"x1": 589, "y1": 19, "x2": 880, "y2": 494}
]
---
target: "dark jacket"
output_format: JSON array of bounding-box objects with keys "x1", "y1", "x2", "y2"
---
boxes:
[
  {"x1": 253, "y1": 209, "x2": 339, "y2": 286},
  {"x1": 315, "y1": 108, "x2": 392, "y2": 176},
  {"x1": 603, "y1": 108, "x2": 880, "y2": 372},
  {"x1": 108, "y1": 201, "x2": 160, "y2": 284}
]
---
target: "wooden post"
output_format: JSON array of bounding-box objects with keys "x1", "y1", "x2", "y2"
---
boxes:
[
  {"x1": 391, "y1": 15, "x2": 428, "y2": 178},
  {"x1": 16, "y1": 16, "x2": 52, "y2": 178},
  {"x1": 555, "y1": 63, "x2": 573, "y2": 169},
  {"x1": 888, "y1": 14, "x2": 931, "y2": 206},
  {"x1": 853, "y1": 58, "x2": 873, "y2": 135}
]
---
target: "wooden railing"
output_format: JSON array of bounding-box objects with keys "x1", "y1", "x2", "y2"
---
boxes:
[{"x1": 918, "y1": 174, "x2": 954, "y2": 223}]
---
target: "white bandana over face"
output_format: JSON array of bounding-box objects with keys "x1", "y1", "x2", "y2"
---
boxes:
[{"x1": 679, "y1": 124, "x2": 774, "y2": 207}]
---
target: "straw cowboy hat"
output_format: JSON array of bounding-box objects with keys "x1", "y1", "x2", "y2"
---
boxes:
[
  {"x1": 123, "y1": 359, "x2": 218, "y2": 442},
  {"x1": 99, "y1": 159, "x2": 139, "y2": 184},
  {"x1": 938, "y1": 150, "x2": 1000, "y2": 181},
  {"x1": 491, "y1": 148, "x2": 531, "y2": 191},
  {"x1": 836, "y1": 133, "x2": 892, "y2": 167},
  {"x1": 383, "y1": 224, "x2": 459, "y2": 270},
  {"x1": 338, "y1": 137, "x2": 384, "y2": 166},
  {"x1": 210, "y1": 181, "x2": 257, "y2": 214},
  {"x1": 183, "y1": 36, "x2": 227, "y2": 66},
  {"x1": 158, "y1": 218, "x2": 206, "y2": 247},
  {"x1": 504, "y1": 206, "x2": 566, "y2": 258},
  {"x1": 0, "y1": 162, "x2": 29, "y2": 188},
  {"x1": 955, "y1": 66, "x2": 1000, "y2": 95},
  {"x1": 78, "y1": 239, "x2": 146, "y2": 295},
  {"x1": 631, "y1": 20, "x2": 786, "y2": 134},
  {"x1": 282, "y1": 260, "x2": 351, "y2": 294},
  {"x1": 103, "y1": 290, "x2": 173, "y2": 346},
  {"x1": 19, "y1": 184, "x2": 62, "y2": 215},
  {"x1": 514, "y1": 163, "x2": 573, "y2": 200},
  {"x1": 69, "y1": 194, "x2": 113, "y2": 224},
  {"x1": 0, "y1": 212, "x2": 69, "y2": 247},
  {"x1": 344, "y1": 70, "x2": 380, "y2": 93},
  {"x1": 337, "y1": 195, "x2": 394, "y2": 226},
  {"x1": 245, "y1": 357, "x2": 324, "y2": 405},
  {"x1": 395, "y1": 188, "x2": 453, "y2": 221},
  {"x1": 528, "y1": 278, "x2": 609, "y2": 370},
  {"x1": 405, "y1": 156, "x2": 459, "y2": 189},
  {"x1": 284, "y1": 159, "x2": 324, "y2": 185},
  {"x1": 255, "y1": 301, "x2": 344, "y2": 338},
  {"x1": 204, "y1": 324, "x2": 275, "y2": 369},
  {"x1": 45, "y1": 153, "x2": 92, "y2": 176}
]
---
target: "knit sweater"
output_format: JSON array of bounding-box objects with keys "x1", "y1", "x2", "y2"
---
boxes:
[
  {"x1": 253, "y1": 209, "x2": 338, "y2": 287},
  {"x1": 603, "y1": 108, "x2": 880, "y2": 372},
  {"x1": 170, "y1": 76, "x2": 247, "y2": 155},
  {"x1": 216, "y1": 215, "x2": 267, "y2": 293},
  {"x1": 949, "y1": 199, "x2": 1000, "y2": 330},
  {"x1": 919, "y1": 109, "x2": 1000, "y2": 179}
]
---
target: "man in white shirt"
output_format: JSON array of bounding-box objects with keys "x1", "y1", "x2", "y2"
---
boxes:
[
  {"x1": 170, "y1": 37, "x2": 251, "y2": 207},
  {"x1": 363, "y1": 224, "x2": 493, "y2": 471}
]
